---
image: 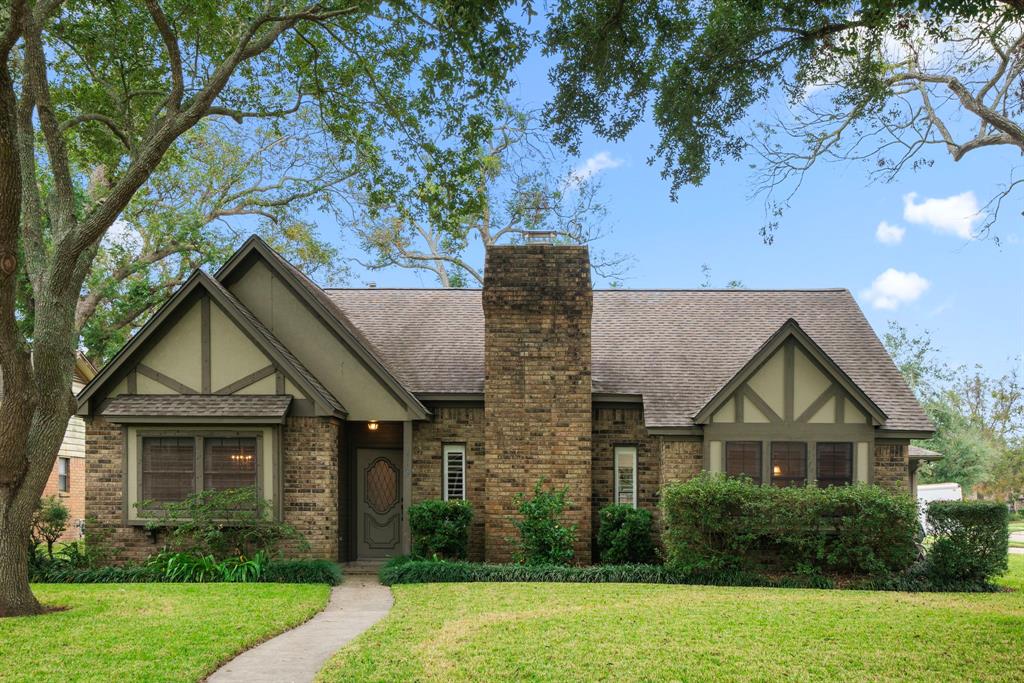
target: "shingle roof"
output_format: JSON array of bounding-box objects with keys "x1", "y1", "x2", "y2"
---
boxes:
[
  {"x1": 909, "y1": 445, "x2": 942, "y2": 459},
  {"x1": 326, "y1": 288, "x2": 932, "y2": 432},
  {"x1": 101, "y1": 394, "x2": 292, "y2": 419}
]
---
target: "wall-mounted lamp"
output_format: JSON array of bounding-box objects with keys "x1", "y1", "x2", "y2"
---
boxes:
[{"x1": 367, "y1": 420, "x2": 380, "y2": 431}]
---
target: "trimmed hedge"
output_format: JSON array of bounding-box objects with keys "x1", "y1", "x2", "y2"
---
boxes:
[
  {"x1": 661, "y1": 474, "x2": 919, "y2": 577},
  {"x1": 262, "y1": 559, "x2": 344, "y2": 585},
  {"x1": 30, "y1": 558, "x2": 343, "y2": 585},
  {"x1": 926, "y1": 500, "x2": 1008, "y2": 584},
  {"x1": 408, "y1": 499, "x2": 474, "y2": 560},
  {"x1": 597, "y1": 504, "x2": 657, "y2": 564}
]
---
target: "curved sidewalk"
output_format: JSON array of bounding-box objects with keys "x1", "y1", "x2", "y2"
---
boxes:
[{"x1": 208, "y1": 576, "x2": 393, "y2": 683}]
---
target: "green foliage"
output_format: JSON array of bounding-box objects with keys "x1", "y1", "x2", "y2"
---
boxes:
[
  {"x1": 408, "y1": 499, "x2": 474, "y2": 560},
  {"x1": 263, "y1": 559, "x2": 344, "y2": 585},
  {"x1": 31, "y1": 553, "x2": 339, "y2": 584},
  {"x1": 660, "y1": 474, "x2": 919, "y2": 577},
  {"x1": 596, "y1": 504, "x2": 657, "y2": 564},
  {"x1": 32, "y1": 496, "x2": 70, "y2": 559},
  {"x1": 917, "y1": 399, "x2": 998, "y2": 491},
  {"x1": 147, "y1": 550, "x2": 270, "y2": 583},
  {"x1": 512, "y1": 480, "x2": 577, "y2": 565},
  {"x1": 139, "y1": 487, "x2": 307, "y2": 559},
  {"x1": 30, "y1": 562, "x2": 165, "y2": 584},
  {"x1": 926, "y1": 500, "x2": 1009, "y2": 584}
]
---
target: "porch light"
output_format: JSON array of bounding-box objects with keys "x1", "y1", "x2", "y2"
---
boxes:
[{"x1": 367, "y1": 420, "x2": 380, "y2": 431}]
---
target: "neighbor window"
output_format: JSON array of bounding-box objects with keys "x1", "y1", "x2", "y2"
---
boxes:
[
  {"x1": 725, "y1": 442, "x2": 762, "y2": 484},
  {"x1": 816, "y1": 442, "x2": 853, "y2": 487},
  {"x1": 140, "y1": 434, "x2": 259, "y2": 505},
  {"x1": 770, "y1": 442, "x2": 807, "y2": 487},
  {"x1": 443, "y1": 444, "x2": 466, "y2": 501},
  {"x1": 614, "y1": 446, "x2": 638, "y2": 507},
  {"x1": 57, "y1": 457, "x2": 70, "y2": 493}
]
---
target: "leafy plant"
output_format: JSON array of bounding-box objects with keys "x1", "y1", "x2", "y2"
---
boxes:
[
  {"x1": 263, "y1": 559, "x2": 344, "y2": 585},
  {"x1": 32, "y1": 496, "x2": 70, "y2": 559},
  {"x1": 512, "y1": 479, "x2": 577, "y2": 566},
  {"x1": 926, "y1": 500, "x2": 1009, "y2": 584},
  {"x1": 597, "y1": 504, "x2": 657, "y2": 564},
  {"x1": 139, "y1": 487, "x2": 307, "y2": 560},
  {"x1": 409, "y1": 499, "x2": 474, "y2": 560}
]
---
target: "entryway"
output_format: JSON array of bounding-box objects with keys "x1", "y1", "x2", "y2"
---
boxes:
[{"x1": 355, "y1": 448, "x2": 403, "y2": 559}]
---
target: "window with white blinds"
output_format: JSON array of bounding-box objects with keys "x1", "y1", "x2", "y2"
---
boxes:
[
  {"x1": 443, "y1": 444, "x2": 466, "y2": 501},
  {"x1": 614, "y1": 446, "x2": 638, "y2": 507}
]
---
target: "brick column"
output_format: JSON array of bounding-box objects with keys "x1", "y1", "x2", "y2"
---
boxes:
[
  {"x1": 873, "y1": 442, "x2": 910, "y2": 492},
  {"x1": 483, "y1": 244, "x2": 593, "y2": 563}
]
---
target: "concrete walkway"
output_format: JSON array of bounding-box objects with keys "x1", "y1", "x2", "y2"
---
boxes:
[{"x1": 208, "y1": 576, "x2": 393, "y2": 683}]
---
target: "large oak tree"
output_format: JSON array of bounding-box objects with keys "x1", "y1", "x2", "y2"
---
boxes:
[{"x1": 0, "y1": 0, "x2": 528, "y2": 616}]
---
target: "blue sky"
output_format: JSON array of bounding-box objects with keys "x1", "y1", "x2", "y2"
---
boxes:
[{"x1": 337, "y1": 36, "x2": 1023, "y2": 378}]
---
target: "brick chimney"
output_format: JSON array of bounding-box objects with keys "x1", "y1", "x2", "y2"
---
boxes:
[{"x1": 482, "y1": 243, "x2": 593, "y2": 563}]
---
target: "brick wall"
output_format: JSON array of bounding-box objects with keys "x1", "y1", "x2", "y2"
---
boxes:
[
  {"x1": 483, "y1": 244, "x2": 593, "y2": 563},
  {"x1": 874, "y1": 442, "x2": 910, "y2": 493},
  {"x1": 411, "y1": 406, "x2": 486, "y2": 560},
  {"x1": 591, "y1": 405, "x2": 659, "y2": 555},
  {"x1": 41, "y1": 455, "x2": 85, "y2": 541},
  {"x1": 656, "y1": 438, "x2": 704, "y2": 532},
  {"x1": 282, "y1": 416, "x2": 341, "y2": 559}
]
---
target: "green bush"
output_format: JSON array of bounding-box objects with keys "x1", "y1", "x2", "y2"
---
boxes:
[
  {"x1": 146, "y1": 550, "x2": 270, "y2": 583},
  {"x1": 661, "y1": 473, "x2": 919, "y2": 577},
  {"x1": 512, "y1": 479, "x2": 577, "y2": 565},
  {"x1": 30, "y1": 562, "x2": 165, "y2": 584},
  {"x1": 30, "y1": 555, "x2": 341, "y2": 585},
  {"x1": 408, "y1": 499, "x2": 474, "y2": 560},
  {"x1": 597, "y1": 504, "x2": 657, "y2": 564},
  {"x1": 263, "y1": 559, "x2": 344, "y2": 585},
  {"x1": 32, "y1": 496, "x2": 70, "y2": 559},
  {"x1": 925, "y1": 500, "x2": 1008, "y2": 584}
]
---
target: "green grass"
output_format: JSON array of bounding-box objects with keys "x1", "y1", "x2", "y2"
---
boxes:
[
  {"x1": 1009, "y1": 520, "x2": 1024, "y2": 533},
  {"x1": 321, "y1": 556, "x2": 1024, "y2": 682},
  {"x1": 1, "y1": 583, "x2": 330, "y2": 682}
]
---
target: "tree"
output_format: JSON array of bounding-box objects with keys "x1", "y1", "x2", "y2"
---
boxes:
[
  {"x1": 348, "y1": 107, "x2": 627, "y2": 287},
  {"x1": 31, "y1": 496, "x2": 69, "y2": 560},
  {"x1": 543, "y1": 1, "x2": 1024, "y2": 240},
  {"x1": 0, "y1": 0, "x2": 529, "y2": 616}
]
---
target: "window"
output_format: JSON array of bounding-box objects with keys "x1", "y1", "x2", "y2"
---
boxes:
[
  {"x1": 614, "y1": 446, "x2": 638, "y2": 507},
  {"x1": 443, "y1": 444, "x2": 466, "y2": 501},
  {"x1": 57, "y1": 457, "x2": 70, "y2": 493},
  {"x1": 816, "y1": 443, "x2": 853, "y2": 487},
  {"x1": 771, "y1": 442, "x2": 807, "y2": 487},
  {"x1": 204, "y1": 437, "x2": 257, "y2": 491},
  {"x1": 725, "y1": 442, "x2": 762, "y2": 483},
  {"x1": 141, "y1": 437, "x2": 196, "y2": 503}
]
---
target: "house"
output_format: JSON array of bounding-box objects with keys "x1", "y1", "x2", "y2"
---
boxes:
[
  {"x1": 1, "y1": 353, "x2": 96, "y2": 540},
  {"x1": 77, "y1": 236, "x2": 934, "y2": 564}
]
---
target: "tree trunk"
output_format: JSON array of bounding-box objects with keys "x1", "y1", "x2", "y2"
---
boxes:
[{"x1": 0, "y1": 502, "x2": 41, "y2": 617}]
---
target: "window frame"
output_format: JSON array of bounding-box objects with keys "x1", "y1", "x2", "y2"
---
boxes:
[
  {"x1": 57, "y1": 457, "x2": 70, "y2": 493},
  {"x1": 724, "y1": 441, "x2": 762, "y2": 484},
  {"x1": 770, "y1": 441, "x2": 808, "y2": 487},
  {"x1": 442, "y1": 443, "x2": 467, "y2": 501},
  {"x1": 815, "y1": 442, "x2": 854, "y2": 488},
  {"x1": 135, "y1": 430, "x2": 263, "y2": 514},
  {"x1": 614, "y1": 445, "x2": 638, "y2": 508}
]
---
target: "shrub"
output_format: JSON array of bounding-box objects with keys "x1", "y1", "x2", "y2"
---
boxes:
[
  {"x1": 661, "y1": 473, "x2": 919, "y2": 577},
  {"x1": 597, "y1": 504, "x2": 657, "y2": 564},
  {"x1": 263, "y1": 559, "x2": 344, "y2": 585},
  {"x1": 32, "y1": 496, "x2": 70, "y2": 559},
  {"x1": 925, "y1": 500, "x2": 1008, "y2": 584},
  {"x1": 512, "y1": 480, "x2": 577, "y2": 565},
  {"x1": 30, "y1": 563, "x2": 164, "y2": 584},
  {"x1": 139, "y1": 486, "x2": 308, "y2": 559},
  {"x1": 408, "y1": 499, "x2": 474, "y2": 560},
  {"x1": 145, "y1": 550, "x2": 270, "y2": 583}
]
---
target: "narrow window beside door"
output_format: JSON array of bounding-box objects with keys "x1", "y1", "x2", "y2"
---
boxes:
[
  {"x1": 443, "y1": 444, "x2": 466, "y2": 501},
  {"x1": 614, "y1": 446, "x2": 638, "y2": 507},
  {"x1": 57, "y1": 457, "x2": 70, "y2": 493}
]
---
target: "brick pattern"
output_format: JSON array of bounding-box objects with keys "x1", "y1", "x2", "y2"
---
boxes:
[
  {"x1": 41, "y1": 456, "x2": 85, "y2": 541},
  {"x1": 874, "y1": 442, "x2": 910, "y2": 493},
  {"x1": 411, "y1": 406, "x2": 486, "y2": 560},
  {"x1": 591, "y1": 406, "x2": 659, "y2": 553},
  {"x1": 483, "y1": 245, "x2": 594, "y2": 563},
  {"x1": 282, "y1": 416, "x2": 341, "y2": 559}
]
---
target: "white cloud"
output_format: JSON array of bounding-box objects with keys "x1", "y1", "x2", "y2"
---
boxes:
[
  {"x1": 568, "y1": 151, "x2": 623, "y2": 185},
  {"x1": 102, "y1": 219, "x2": 142, "y2": 248},
  {"x1": 861, "y1": 268, "x2": 930, "y2": 310},
  {"x1": 902, "y1": 191, "x2": 982, "y2": 240},
  {"x1": 875, "y1": 221, "x2": 906, "y2": 245}
]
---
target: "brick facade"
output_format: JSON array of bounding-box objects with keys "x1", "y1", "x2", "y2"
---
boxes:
[
  {"x1": 411, "y1": 406, "x2": 487, "y2": 560},
  {"x1": 873, "y1": 442, "x2": 910, "y2": 492},
  {"x1": 483, "y1": 245, "x2": 594, "y2": 563}
]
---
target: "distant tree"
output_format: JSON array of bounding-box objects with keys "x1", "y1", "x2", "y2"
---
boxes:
[{"x1": 32, "y1": 497, "x2": 69, "y2": 560}]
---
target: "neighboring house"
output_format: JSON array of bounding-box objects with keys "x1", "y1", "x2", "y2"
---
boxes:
[
  {"x1": 1, "y1": 353, "x2": 96, "y2": 540},
  {"x1": 76, "y1": 235, "x2": 934, "y2": 564}
]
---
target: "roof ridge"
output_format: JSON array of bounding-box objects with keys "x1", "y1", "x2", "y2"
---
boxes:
[{"x1": 325, "y1": 287, "x2": 851, "y2": 293}]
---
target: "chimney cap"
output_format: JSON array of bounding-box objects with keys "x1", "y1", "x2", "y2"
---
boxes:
[{"x1": 525, "y1": 230, "x2": 557, "y2": 245}]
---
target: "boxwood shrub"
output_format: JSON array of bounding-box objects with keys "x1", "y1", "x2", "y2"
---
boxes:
[
  {"x1": 408, "y1": 499, "x2": 474, "y2": 560},
  {"x1": 925, "y1": 500, "x2": 1008, "y2": 584},
  {"x1": 597, "y1": 504, "x2": 657, "y2": 564},
  {"x1": 661, "y1": 473, "x2": 919, "y2": 577}
]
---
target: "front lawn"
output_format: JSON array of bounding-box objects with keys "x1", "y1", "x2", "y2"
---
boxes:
[
  {"x1": 320, "y1": 556, "x2": 1024, "y2": 682},
  {"x1": 0, "y1": 583, "x2": 329, "y2": 682}
]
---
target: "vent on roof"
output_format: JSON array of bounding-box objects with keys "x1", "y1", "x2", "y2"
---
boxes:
[
  {"x1": 367, "y1": 282, "x2": 376, "y2": 288},
  {"x1": 525, "y1": 230, "x2": 556, "y2": 245}
]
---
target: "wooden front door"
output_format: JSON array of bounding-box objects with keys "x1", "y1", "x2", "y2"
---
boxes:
[{"x1": 356, "y1": 448, "x2": 403, "y2": 559}]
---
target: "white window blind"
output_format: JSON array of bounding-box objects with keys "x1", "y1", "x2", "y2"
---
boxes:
[
  {"x1": 443, "y1": 444, "x2": 466, "y2": 501},
  {"x1": 614, "y1": 446, "x2": 637, "y2": 507}
]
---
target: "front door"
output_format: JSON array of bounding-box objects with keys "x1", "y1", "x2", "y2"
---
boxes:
[{"x1": 356, "y1": 448, "x2": 403, "y2": 559}]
